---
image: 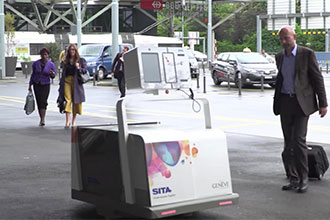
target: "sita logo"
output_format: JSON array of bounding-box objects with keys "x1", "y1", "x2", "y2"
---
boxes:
[{"x1": 152, "y1": 187, "x2": 172, "y2": 195}]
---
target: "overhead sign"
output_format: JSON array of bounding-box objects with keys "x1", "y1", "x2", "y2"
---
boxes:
[
  {"x1": 301, "y1": 0, "x2": 330, "y2": 29},
  {"x1": 267, "y1": 0, "x2": 296, "y2": 30},
  {"x1": 188, "y1": 32, "x2": 200, "y2": 45},
  {"x1": 141, "y1": 0, "x2": 163, "y2": 10}
]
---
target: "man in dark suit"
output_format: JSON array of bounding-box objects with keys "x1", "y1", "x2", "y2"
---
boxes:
[
  {"x1": 273, "y1": 26, "x2": 328, "y2": 193},
  {"x1": 112, "y1": 46, "x2": 129, "y2": 98}
]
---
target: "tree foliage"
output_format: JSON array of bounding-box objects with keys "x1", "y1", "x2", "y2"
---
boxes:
[
  {"x1": 43, "y1": 42, "x2": 61, "y2": 63},
  {"x1": 156, "y1": 2, "x2": 327, "y2": 53},
  {"x1": 5, "y1": 12, "x2": 15, "y2": 56}
]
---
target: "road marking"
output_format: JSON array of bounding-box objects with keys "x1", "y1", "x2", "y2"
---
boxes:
[
  {"x1": 216, "y1": 122, "x2": 267, "y2": 129},
  {"x1": 101, "y1": 109, "x2": 202, "y2": 119},
  {"x1": 0, "y1": 95, "x2": 25, "y2": 100},
  {"x1": 0, "y1": 96, "x2": 25, "y2": 104},
  {"x1": 0, "y1": 103, "x2": 13, "y2": 106},
  {"x1": 1, "y1": 95, "x2": 330, "y2": 134},
  {"x1": 84, "y1": 111, "x2": 136, "y2": 122}
]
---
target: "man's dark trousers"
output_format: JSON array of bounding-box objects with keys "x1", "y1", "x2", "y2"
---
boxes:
[
  {"x1": 280, "y1": 94, "x2": 309, "y2": 182},
  {"x1": 117, "y1": 71, "x2": 125, "y2": 98}
]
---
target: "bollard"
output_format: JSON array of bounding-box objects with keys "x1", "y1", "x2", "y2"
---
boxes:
[
  {"x1": 320, "y1": 66, "x2": 323, "y2": 73},
  {"x1": 327, "y1": 63, "x2": 329, "y2": 74},
  {"x1": 238, "y1": 72, "x2": 242, "y2": 96},
  {"x1": 93, "y1": 68, "x2": 96, "y2": 86},
  {"x1": 196, "y1": 73, "x2": 200, "y2": 89},
  {"x1": 202, "y1": 61, "x2": 206, "y2": 93},
  {"x1": 95, "y1": 68, "x2": 100, "y2": 82},
  {"x1": 260, "y1": 74, "x2": 264, "y2": 92},
  {"x1": 227, "y1": 72, "x2": 231, "y2": 90}
]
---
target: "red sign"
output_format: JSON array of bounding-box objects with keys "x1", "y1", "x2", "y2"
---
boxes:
[{"x1": 141, "y1": 0, "x2": 163, "y2": 10}]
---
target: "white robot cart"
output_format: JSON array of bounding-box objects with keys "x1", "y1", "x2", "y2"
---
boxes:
[{"x1": 71, "y1": 95, "x2": 239, "y2": 219}]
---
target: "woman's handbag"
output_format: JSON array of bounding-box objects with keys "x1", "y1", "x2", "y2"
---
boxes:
[
  {"x1": 78, "y1": 70, "x2": 90, "y2": 84},
  {"x1": 24, "y1": 91, "x2": 35, "y2": 115},
  {"x1": 57, "y1": 95, "x2": 66, "y2": 114}
]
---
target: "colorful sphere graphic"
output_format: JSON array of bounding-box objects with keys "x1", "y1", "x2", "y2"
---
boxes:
[{"x1": 153, "y1": 141, "x2": 181, "y2": 166}]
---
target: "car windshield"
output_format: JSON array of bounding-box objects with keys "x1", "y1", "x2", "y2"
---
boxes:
[
  {"x1": 194, "y1": 51, "x2": 207, "y2": 58},
  {"x1": 236, "y1": 53, "x2": 269, "y2": 64},
  {"x1": 79, "y1": 45, "x2": 104, "y2": 56}
]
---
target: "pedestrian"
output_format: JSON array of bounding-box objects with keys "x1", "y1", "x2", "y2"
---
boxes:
[
  {"x1": 59, "y1": 49, "x2": 66, "y2": 69},
  {"x1": 273, "y1": 26, "x2": 328, "y2": 193},
  {"x1": 28, "y1": 47, "x2": 56, "y2": 127},
  {"x1": 58, "y1": 44, "x2": 87, "y2": 128},
  {"x1": 111, "y1": 46, "x2": 129, "y2": 98}
]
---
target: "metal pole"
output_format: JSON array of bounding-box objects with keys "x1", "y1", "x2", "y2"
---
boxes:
[
  {"x1": 93, "y1": 68, "x2": 96, "y2": 86},
  {"x1": 0, "y1": 0, "x2": 5, "y2": 79},
  {"x1": 182, "y1": 0, "x2": 185, "y2": 40},
  {"x1": 202, "y1": 37, "x2": 206, "y2": 54},
  {"x1": 326, "y1": 29, "x2": 329, "y2": 52},
  {"x1": 202, "y1": 61, "x2": 206, "y2": 93},
  {"x1": 207, "y1": 0, "x2": 212, "y2": 64},
  {"x1": 77, "y1": 0, "x2": 82, "y2": 48},
  {"x1": 327, "y1": 61, "x2": 329, "y2": 74},
  {"x1": 197, "y1": 73, "x2": 200, "y2": 88},
  {"x1": 238, "y1": 72, "x2": 242, "y2": 96},
  {"x1": 256, "y1": 15, "x2": 262, "y2": 53},
  {"x1": 112, "y1": 0, "x2": 119, "y2": 61},
  {"x1": 261, "y1": 74, "x2": 264, "y2": 92}
]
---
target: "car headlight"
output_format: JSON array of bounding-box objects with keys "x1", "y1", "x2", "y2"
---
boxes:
[{"x1": 87, "y1": 62, "x2": 97, "y2": 66}]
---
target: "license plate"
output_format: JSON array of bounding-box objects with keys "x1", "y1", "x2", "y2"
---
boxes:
[{"x1": 264, "y1": 76, "x2": 272, "y2": 79}]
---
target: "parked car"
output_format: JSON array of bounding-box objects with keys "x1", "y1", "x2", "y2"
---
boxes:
[
  {"x1": 185, "y1": 49, "x2": 199, "y2": 78},
  {"x1": 211, "y1": 52, "x2": 278, "y2": 88},
  {"x1": 78, "y1": 43, "x2": 133, "y2": 80},
  {"x1": 193, "y1": 50, "x2": 207, "y2": 62}
]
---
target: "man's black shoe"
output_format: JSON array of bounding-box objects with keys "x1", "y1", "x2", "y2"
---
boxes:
[
  {"x1": 282, "y1": 182, "x2": 298, "y2": 191},
  {"x1": 297, "y1": 181, "x2": 308, "y2": 193}
]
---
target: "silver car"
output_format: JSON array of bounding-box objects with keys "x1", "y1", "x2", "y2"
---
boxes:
[{"x1": 212, "y1": 52, "x2": 278, "y2": 88}]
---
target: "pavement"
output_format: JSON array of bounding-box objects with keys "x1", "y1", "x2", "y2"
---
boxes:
[{"x1": 1, "y1": 71, "x2": 330, "y2": 219}]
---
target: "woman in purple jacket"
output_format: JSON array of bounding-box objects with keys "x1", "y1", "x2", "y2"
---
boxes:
[{"x1": 28, "y1": 48, "x2": 56, "y2": 126}]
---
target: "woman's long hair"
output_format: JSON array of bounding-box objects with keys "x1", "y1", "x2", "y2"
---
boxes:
[{"x1": 65, "y1": 44, "x2": 80, "y2": 65}]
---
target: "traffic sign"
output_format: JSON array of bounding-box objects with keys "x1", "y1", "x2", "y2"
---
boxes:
[{"x1": 141, "y1": 0, "x2": 163, "y2": 10}]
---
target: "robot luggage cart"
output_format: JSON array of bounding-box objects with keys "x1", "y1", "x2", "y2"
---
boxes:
[{"x1": 71, "y1": 47, "x2": 239, "y2": 218}]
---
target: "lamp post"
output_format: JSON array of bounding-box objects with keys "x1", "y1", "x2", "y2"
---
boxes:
[{"x1": 0, "y1": 0, "x2": 6, "y2": 79}]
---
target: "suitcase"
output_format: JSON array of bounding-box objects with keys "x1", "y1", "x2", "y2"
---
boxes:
[{"x1": 307, "y1": 145, "x2": 329, "y2": 180}]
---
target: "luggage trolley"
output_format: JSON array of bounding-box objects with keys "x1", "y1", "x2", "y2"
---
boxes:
[{"x1": 71, "y1": 47, "x2": 238, "y2": 218}]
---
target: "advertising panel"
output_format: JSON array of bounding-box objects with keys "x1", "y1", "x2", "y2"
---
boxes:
[
  {"x1": 142, "y1": 129, "x2": 232, "y2": 206},
  {"x1": 162, "y1": 52, "x2": 177, "y2": 83},
  {"x1": 190, "y1": 130, "x2": 232, "y2": 199},
  {"x1": 145, "y1": 140, "x2": 194, "y2": 206}
]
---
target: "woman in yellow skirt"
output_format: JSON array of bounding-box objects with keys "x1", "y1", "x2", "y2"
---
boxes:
[{"x1": 58, "y1": 44, "x2": 87, "y2": 128}]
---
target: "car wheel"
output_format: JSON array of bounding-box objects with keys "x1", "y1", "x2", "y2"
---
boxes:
[
  {"x1": 212, "y1": 71, "x2": 222, "y2": 85},
  {"x1": 269, "y1": 83, "x2": 276, "y2": 88},
  {"x1": 97, "y1": 68, "x2": 106, "y2": 80}
]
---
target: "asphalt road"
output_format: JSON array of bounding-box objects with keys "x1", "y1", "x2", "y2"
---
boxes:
[{"x1": 0, "y1": 71, "x2": 330, "y2": 219}]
